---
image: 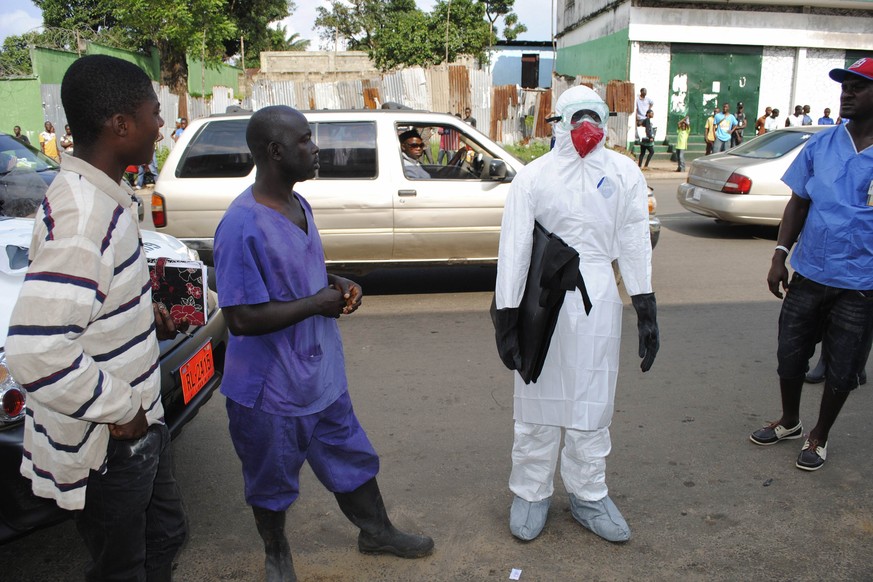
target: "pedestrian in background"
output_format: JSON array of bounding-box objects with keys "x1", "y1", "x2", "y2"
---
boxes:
[
  {"x1": 676, "y1": 116, "x2": 690, "y2": 172},
  {"x1": 765, "y1": 108, "x2": 781, "y2": 132},
  {"x1": 786, "y1": 105, "x2": 804, "y2": 127},
  {"x1": 704, "y1": 107, "x2": 717, "y2": 155},
  {"x1": 463, "y1": 107, "x2": 477, "y2": 128},
  {"x1": 5, "y1": 54, "x2": 187, "y2": 581},
  {"x1": 818, "y1": 107, "x2": 835, "y2": 125},
  {"x1": 12, "y1": 125, "x2": 30, "y2": 145},
  {"x1": 756, "y1": 106, "x2": 773, "y2": 135},
  {"x1": 731, "y1": 102, "x2": 747, "y2": 147},
  {"x1": 39, "y1": 121, "x2": 59, "y2": 162},
  {"x1": 713, "y1": 103, "x2": 738, "y2": 153},
  {"x1": 635, "y1": 87, "x2": 653, "y2": 127},
  {"x1": 60, "y1": 124, "x2": 74, "y2": 155},
  {"x1": 802, "y1": 105, "x2": 813, "y2": 126},
  {"x1": 638, "y1": 109, "x2": 655, "y2": 169},
  {"x1": 172, "y1": 117, "x2": 187, "y2": 141},
  {"x1": 437, "y1": 116, "x2": 460, "y2": 164},
  {"x1": 751, "y1": 56, "x2": 873, "y2": 472}
]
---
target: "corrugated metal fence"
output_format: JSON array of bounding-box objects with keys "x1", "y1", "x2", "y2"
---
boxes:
[{"x1": 40, "y1": 67, "x2": 627, "y2": 149}]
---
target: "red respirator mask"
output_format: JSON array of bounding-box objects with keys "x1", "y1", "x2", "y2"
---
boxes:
[{"x1": 570, "y1": 122, "x2": 604, "y2": 158}]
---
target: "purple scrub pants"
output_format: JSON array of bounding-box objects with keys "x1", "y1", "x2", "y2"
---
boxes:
[{"x1": 226, "y1": 390, "x2": 380, "y2": 511}]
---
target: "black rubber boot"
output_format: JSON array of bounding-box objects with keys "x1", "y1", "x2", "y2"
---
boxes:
[
  {"x1": 145, "y1": 562, "x2": 174, "y2": 582},
  {"x1": 252, "y1": 506, "x2": 297, "y2": 582},
  {"x1": 334, "y1": 478, "x2": 434, "y2": 558}
]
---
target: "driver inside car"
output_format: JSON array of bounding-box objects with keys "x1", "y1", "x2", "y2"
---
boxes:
[{"x1": 399, "y1": 129, "x2": 431, "y2": 180}]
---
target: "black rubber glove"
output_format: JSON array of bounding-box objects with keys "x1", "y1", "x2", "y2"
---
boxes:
[
  {"x1": 492, "y1": 306, "x2": 523, "y2": 371},
  {"x1": 631, "y1": 293, "x2": 659, "y2": 372}
]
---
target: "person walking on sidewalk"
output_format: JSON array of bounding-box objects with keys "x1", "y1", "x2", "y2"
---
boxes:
[
  {"x1": 750, "y1": 56, "x2": 873, "y2": 472},
  {"x1": 214, "y1": 105, "x2": 433, "y2": 581},
  {"x1": 638, "y1": 109, "x2": 655, "y2": 169},
  {"x1": 704, "y1": 107, "x2": 717, "y2": 155},
  {"x1": 676, "y1": 117, "x2": 690, "y2": 172}
]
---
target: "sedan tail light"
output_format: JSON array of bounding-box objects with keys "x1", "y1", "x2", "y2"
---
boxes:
[
  {"x1": 722, "y1": 172, "x2": 752, "y2": 194},
  {"x1": 152, "y1": 193, "x2": 166, "y2": 227},
  {"x1": 0, "y1": 354, "x2": 26, "y2": 424}
]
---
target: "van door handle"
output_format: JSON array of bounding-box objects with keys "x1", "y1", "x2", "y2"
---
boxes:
[{"x1": 398, "y1": 190, "x2": 417, "y2": 197}]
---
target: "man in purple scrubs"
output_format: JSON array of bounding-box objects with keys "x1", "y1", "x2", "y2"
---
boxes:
[{"x1": 214, "y1": 106, "x2": 433, "y2": 581}]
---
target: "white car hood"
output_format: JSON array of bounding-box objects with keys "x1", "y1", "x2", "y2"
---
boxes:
[{"x1": 0, "y1": 217, "x2": 196, "y2": 346}]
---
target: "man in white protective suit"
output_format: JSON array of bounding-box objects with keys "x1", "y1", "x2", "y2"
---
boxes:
[{"x1": 493, "y1": 85, "x2": 659, "y2": 543}]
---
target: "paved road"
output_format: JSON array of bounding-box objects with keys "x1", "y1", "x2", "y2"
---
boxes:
[{"x1": 3, "y1": 174, "x2": 873, "y2": 581}]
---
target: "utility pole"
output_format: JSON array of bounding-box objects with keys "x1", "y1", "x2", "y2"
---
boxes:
[{"x1": 445, "y1": 0, "x2": 452, "y2": 64}]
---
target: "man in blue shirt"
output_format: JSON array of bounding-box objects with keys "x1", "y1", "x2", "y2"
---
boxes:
[
  {"x1": 214, "y1": 106, "x2": 433, "y2": 581},
  {"x1": 713, "y1": 103, "x2": 737, "y2": 153},
  {"x1": 750, "y1": 56, "x2": 873, "y2": 471},
  {"x1": 817, "y1": 107, "x2": 835, "y2": 125}
]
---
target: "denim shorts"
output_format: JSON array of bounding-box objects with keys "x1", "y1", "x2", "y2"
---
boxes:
[{"x1": 777, "y1": 273, "x2": 873, "y2": 391}]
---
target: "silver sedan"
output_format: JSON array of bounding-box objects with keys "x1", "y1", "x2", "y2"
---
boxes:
[{"x1": 677, "y1": 126, "x2": 830, "y2": 226}]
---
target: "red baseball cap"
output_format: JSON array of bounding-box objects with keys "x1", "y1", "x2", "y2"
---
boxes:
[{"x1": 829, "y1": 57, "x2": 873, "y2": 82}]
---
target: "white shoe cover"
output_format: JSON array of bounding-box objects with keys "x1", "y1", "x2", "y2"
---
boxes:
[
  {"x1": 569, "y1": 494, "x2": 630, "y2": 542},
  {"x1": 509, "y1": 496, "x2": 551, "y2": 541}
]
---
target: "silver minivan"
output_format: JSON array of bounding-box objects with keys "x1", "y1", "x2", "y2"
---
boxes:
[{"x1": 152, "y1": 109, "x2": 523, "y2": 268}]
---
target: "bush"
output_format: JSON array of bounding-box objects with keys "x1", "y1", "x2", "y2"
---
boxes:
[
  {"x1": 503, "y1": 139, "x2": 551, "y2": 163},
  {"x1": 156, "y1": 145, "x2": 170, "y2": 172}
]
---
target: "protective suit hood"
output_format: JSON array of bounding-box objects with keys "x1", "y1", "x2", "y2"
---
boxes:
[{"x1": 553, "y1": 86, "x2": 609, "y2": 161}]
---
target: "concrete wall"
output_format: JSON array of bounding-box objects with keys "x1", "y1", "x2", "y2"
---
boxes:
[
  {"x1": 86, "y1": 44, "x2": 161, "y2": 81},
  {"x1": 187, "y1": 57, "x2": 242, "y2": 97},
  {"x1": 0, "y1": 78, "x2": 43, "y2": 143},
  {"x1": 260, "y1": 51, "x2": 378, "y2": 82},
  {"x1": 488, "y1": 47, "x2": 554, "y2": 88},
  {"x1": 757, "y1": 47, "x2": 844, "y2": 125},
  {"x1": 628, "y1": 42, "x2": 671, "y2": 144},
  {"x1": 628, "y1": 6, "x2": 873, "y2": 50}
]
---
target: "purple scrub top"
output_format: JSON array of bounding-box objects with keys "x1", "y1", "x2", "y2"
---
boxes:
[{"x1": 214, "y1": 187, "x2": 347, "y2": 416}]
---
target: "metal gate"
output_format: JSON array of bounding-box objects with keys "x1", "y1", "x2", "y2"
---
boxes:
[{"x1": 667, "y1": 44, "x2": 762, "y2": 138}]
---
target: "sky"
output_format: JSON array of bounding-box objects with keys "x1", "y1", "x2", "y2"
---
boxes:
[{"x1": 0, "y1": 0, "x2": 554, "y2": 49}]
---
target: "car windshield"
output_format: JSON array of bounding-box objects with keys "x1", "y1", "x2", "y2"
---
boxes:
[
  {"x1": 727, "y1": 130, "x2": 813, "y2": 160},
  {"x1": 0, "y1": 134, "x2": 58, "y2": 218}
]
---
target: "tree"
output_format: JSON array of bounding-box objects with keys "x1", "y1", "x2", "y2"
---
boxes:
[
  {"x1": 314, "y1": 0, "x2": 418, "y2": 53},
  {"x1": 430, "y1": 0, "x2": 491, "y2": 66},
  {"x1": 314, "y1": 0, "x2": 491, "y2": 71},
  {"x1": 481, "y1": 0, "x2": 526, "y2": 45},
  {"x1": 0, "y1": 34, "x2": 36, "y2": 77},
  {"x1": 32, "y1": 0, "x2": 297, "y2": 96},
  {"x1": 502, "y1": 12, "x2": 527, "y2": 42},
  {"x1": 222, "y1": 1, "x2": 297, "y2": 69}
]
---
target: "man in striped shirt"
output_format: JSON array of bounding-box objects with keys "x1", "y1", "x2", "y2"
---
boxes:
[{"x1": 5, "y1": 55, "x2": 185, "y2": 581}]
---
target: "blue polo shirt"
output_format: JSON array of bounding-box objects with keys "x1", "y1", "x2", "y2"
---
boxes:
[
  {"x1": 214, "y1": 187, "x2": 347, "y2": 416},
  {"x1": 714, "y1": 113, "x2": 737, "y2": 142},
  {"x1": 783, "y1": 124, "x2": 873, "y2": 290}
]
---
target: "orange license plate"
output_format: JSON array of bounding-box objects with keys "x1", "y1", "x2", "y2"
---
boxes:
[{"x1": 180, "y1": 341, "x2": 214, "y2": 404}]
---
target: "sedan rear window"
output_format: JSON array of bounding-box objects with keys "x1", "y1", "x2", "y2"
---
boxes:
[
  {"x1": 176, "y1": 120, "x2": 254, "y2": 178},
  {"x1": 728, "y1": 130, "x2": 813, "y2": 160}
]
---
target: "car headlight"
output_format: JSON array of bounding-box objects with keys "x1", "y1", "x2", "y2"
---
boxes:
[{"x1": 0, "y1": 351, "x2": 27, "y2": 424}]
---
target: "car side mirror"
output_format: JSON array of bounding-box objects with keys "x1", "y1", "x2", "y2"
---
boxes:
[{"x1": 489, "y1": 159, "x2": 507, "y2": 181}]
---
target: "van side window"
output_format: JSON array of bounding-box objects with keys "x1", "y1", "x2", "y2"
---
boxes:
[
  {"x1": 313, "y1": 122, "x2": 377, "y2": 179},
  {"x1": 176, "y1": 119, "x2": 253, "y2": 178}
]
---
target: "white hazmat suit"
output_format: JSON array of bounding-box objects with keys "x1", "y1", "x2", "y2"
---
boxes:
[{"x1": 495, "y1": 85, "x2": 656, "y2": 542}]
